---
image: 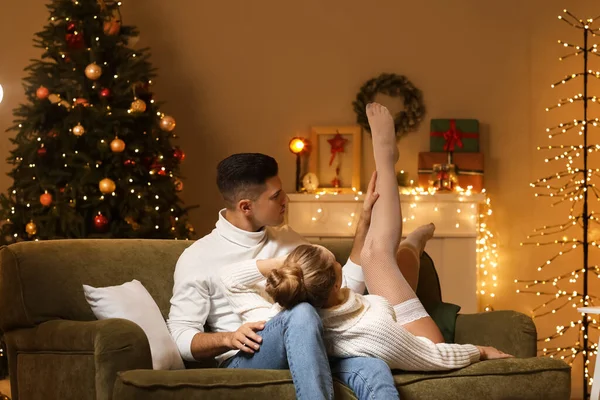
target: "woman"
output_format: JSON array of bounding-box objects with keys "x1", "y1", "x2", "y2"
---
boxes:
[{"x1": 220, "y1": 103, "x2": 512, "y2": 371}]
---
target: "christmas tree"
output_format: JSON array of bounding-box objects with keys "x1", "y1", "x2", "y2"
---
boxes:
[
  {"x1": 516, "y1": 9, "x2": 599, "y2": 399},
  {"x1": 0, "y1": 0, "x2": 197, "y2": 244}
]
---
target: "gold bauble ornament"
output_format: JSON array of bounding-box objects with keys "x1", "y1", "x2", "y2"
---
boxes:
[
  {"x1": 99, "y1": 178, "x2": 116, "y2": 194},
  {"x1": 110, "y1": 137, "x2": 126, "y2": 153},
  {"x1": 159, "y1": 115, "x2": 176, "y2": 132},
  {"x1": 72, "y1": 123, "x2": 85, "y2": 136},
  {"x1": 174, "y1": 178, "x2": 184, "y2": 192},
  {"x1": 26, "y1": 221, "x2": 37, "y2": 236},
  {"x1": 130, "y1": 98, "x2": 147, "y2": 113},
  {"x1": 85, "y1": 63, "x2": 102, "y2": 80}
]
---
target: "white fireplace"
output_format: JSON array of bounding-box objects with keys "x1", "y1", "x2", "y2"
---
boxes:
[{"x1": 286, "y1": 192, "x2": 488, "y2": 314}]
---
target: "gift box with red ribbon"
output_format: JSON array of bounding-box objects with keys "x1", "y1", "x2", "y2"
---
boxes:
[
  {"x1": 430, "y1": 119, "x2": 479, "y2": 153},
  {"x1": 418, "y1": 152, "x2": 484, "y2": 192}
]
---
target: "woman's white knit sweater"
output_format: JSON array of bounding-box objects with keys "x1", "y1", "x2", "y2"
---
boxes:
[{"x1": 219, "y1": 262, "x2": 481, "y2": 371}]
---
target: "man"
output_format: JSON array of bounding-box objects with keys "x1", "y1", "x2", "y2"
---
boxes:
[{"x1": 167, "y1": 153, "x2": 398, "y2": 399}]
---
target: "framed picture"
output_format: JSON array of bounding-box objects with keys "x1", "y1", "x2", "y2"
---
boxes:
[{"x1": 309, "y1": 125, "x2": 362, "y2": 193}]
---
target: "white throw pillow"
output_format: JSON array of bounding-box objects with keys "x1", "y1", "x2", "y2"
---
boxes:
[{"x1": 83, "y1": 279, "x2": 185, "y2": 370}]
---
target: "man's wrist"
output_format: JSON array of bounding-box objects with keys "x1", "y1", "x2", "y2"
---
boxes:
[{"x1": 222, "y1": 332, "x2": 234, "y2": 349}]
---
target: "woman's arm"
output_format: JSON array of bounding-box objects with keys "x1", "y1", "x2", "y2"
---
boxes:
[
  {"x1": 218, "y1": 259, "x2": 282, "y2": 323},
  {"x1": 256, "y1": 256, "x2": 286, "y2": 276}
]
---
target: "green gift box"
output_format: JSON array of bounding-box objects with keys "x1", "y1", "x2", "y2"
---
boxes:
[{"x1": 430, "y1": 119, "x2": 479, "y2": 153}]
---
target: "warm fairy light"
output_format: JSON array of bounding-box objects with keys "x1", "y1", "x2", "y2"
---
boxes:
[
  {"x1": 289, "y1": 137, "x2": 307, "y2": 154},
  {"x1": 517, "y1": 10, "x2": 599, "y2": 396}
]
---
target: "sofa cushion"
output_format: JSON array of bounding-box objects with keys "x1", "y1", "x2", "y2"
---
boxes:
[
  {"x1": 394, "y1": 357, "x2": 571, "y2": 400},
  {"x1": 83, "y1": 279, "x2": 184, "y2": 370},
  {"x1": 428, "y1": 302, "x2": 461, "y2": 343},
  {"x1": 113, "y1": 368, "x2": 358, "y2": 400},
  {"x1": 112, "y1": 357, "x2": 570, "y2": 400},
  {"x1": 113, "y1": 369, "x2": 299, "y2": 400}
]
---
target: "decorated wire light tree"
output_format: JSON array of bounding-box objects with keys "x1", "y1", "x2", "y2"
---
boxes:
[
  {"x1": 0, "y1": 0, "x2": 197, "y2": 244},
  {"x1": 516, "y1": 9, "x2": 600, "y2": 399}
]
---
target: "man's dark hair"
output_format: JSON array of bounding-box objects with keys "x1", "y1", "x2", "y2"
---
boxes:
[{"x1": 217, "y1": 153, "x2": 279, "y2": 208}]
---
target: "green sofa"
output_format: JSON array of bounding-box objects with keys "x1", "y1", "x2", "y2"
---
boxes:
[{"x1": 0, "y1": 239, "x2": 570, "y2": 400}]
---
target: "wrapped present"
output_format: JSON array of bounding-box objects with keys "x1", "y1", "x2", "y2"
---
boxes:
[
  {"x1": 418, "y1": 152, "x2": 484, "y2": 192},
  {"x1": 430, "y1": 119, "x2": 479, "y2": 153}
]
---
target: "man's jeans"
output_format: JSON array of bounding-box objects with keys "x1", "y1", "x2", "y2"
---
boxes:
[{"x1": 222, "y1": 303, "x2": 399, "y2": 400}]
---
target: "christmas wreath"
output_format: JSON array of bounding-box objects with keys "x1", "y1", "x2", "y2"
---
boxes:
[{"x1": 353, "y1": 73, "x2": 425, "y2": 137}]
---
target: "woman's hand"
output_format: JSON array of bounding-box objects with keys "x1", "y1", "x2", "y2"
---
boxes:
[{"x1": 477, "y1": 345, "x2": 514, "y2": 360}]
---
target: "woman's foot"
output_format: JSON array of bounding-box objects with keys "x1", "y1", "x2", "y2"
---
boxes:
[
  {"x1": 402, "y1": 223, "x2": 435, "y2": 256},
  {"x1": 366, "y1": 103, "x2": 398, "y2": 162}
]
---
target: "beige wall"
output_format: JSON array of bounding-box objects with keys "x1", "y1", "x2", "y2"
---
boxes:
[{"x1": 2, "y1": 0, "x2": 599, "y2": 397}]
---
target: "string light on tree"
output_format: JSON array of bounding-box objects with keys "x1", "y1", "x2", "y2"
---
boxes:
[{"x1": 515, "y1": 11, "x2": 599, "y2": 399}]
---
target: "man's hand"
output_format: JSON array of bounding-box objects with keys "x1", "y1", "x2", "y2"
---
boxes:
[
  {"x1": 224, "y1": 321, "x2": 266, "y2": 354},
  {"x1": 477, "y1": 345, "x2": 513, "y2": 360},
  {"x1": 361, "y1": 171, "x2": 379, "y2": 223}
]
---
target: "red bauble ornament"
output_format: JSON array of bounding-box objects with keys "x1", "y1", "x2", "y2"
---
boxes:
[
  {"x1": 66, "y1": 22, "x2": 77, "y2": 32},
  {"x1": 37, "y1": 147, "x2": 47, "y2": 156},
  {"x1": 40, "y1": 192, "x2": 53, "y2": 207},
  {"x1": 36, "y1": 86, "x2": 49, "y2": 100},
  {"x1": 173, "y1": 147, "x2": 186, "y2": 162},
  {"x1": 94, "y1": 214, "x2": 109, "y2": 232},
  {"x1": 66, "y1": 32, "x2": 85, "y2": 50},
  {"x1": 124, "y1": 159, "x2": 136, "y2": 167},
  {"x1": 99, "y1": 88, "x2": 111, "y2": 98},
  {"x1": 59, "y1": 187, "x2": 66, "y2": 193},
  {"x1": 158, "y1": 169, "x2": 167, "y2": 176}
]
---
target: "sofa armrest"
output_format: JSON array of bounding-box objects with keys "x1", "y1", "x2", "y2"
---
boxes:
[
  {"x1": 6, "y1": 318, "x2": 152, "y2": 400},
  {"x1": 454, "y1": 310, "x2": 537, "y2": 358}
]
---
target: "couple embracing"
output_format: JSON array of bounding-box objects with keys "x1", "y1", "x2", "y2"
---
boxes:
[{"x1": 166, "y1": 104, "x2": 511, "y2": 400}]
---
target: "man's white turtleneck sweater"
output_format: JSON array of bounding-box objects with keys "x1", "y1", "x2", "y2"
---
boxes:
[{"x1": 167, "y1": 210, "x2": 366, "y2": 364}]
